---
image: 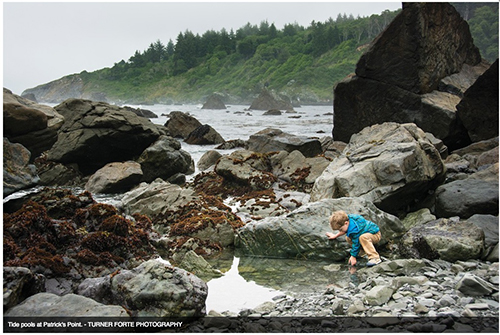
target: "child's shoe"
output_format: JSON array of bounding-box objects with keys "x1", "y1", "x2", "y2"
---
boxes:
[{"x1": 366, "y1": 258, "x2": 382, "y2": 267}]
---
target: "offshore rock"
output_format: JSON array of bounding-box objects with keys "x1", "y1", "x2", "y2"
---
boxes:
[
  {"x1": 235, "y1": 197, "x2": 404, "y2": 260},
  {"x1": 3, "y1": 138, "x2": 39, "y2": 197},
  {"x1": 202, "y1": 94, "x2": 226, "y2": 109},
  {"x1": 249, "y1": 88, "x2": 293, "y2": 111},
  {"x1": 47, "y1": 99, "x2": 161, "y2": 175},
  {"x1": 165, "y1": 111, "x2": 202, "y2": 138},
  {"x1": 185, "y1": 124, "x2": 225, "y2": 145},
  {"x1": 247, "y1": 128, "x2": 322, "y2": 158},
  {"x1": 333, "y1": 3, "x2": 483, "y2": 149},
  {"x1": 311, "y1": 123, "x2": 446, "y2": 216}
]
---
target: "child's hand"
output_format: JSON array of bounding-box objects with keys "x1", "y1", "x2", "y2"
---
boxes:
[
  {"x1": 348, "y1": 256, "x2": 357, "y2": 266},
  {"x1": 326, "y1": 232, "x2": 336, "y2": 239}
]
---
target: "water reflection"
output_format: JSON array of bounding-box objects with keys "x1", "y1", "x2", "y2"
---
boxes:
[
  {"x1": 206, "y1": 253, "x2": 353, "y2": 313},
  {"x1": 205, "y1": 257, "x2": 282, "y2": 313}
]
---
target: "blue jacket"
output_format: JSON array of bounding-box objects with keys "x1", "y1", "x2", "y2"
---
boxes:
[{"x1": 346, "y1": 214, "x2": 380, "y2": 257}]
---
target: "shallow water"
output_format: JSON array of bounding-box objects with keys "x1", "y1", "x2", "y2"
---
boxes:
[{"x1": 204, "y1": 251, "x2": 352, "y2": 313}]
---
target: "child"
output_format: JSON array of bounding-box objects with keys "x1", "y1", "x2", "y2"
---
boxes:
[{"x1": 326, "y1": 210, "x2": 382, "y2": 267}]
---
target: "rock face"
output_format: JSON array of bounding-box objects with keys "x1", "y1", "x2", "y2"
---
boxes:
[
  {"x1": 3, "y1": 138, "x2": 39, "y2": 197},
  {"x1": 456, "y1": 59, "x2": 499, "y2": 142},
  {"x1": 235, "y1": 197, "x2": 404, "y2": 260},
  {"x1": 249, "y1": 89, "x2": 293, "y2": 111},
  {"x1": 137, "y1": 136, "x2": 194, "y2": 183},
  {"x1": 247, "y1": 128, "x2": 322, "y2": 158},
  {"x1": 311, "y1": 123, "x2": 446, "y2": 215},
  {"x1": 46, "y1": 99, "x2": 161, "y2": 175},
  {"x1": 333, "y1": 3, "x2": 483, "y2": 149},
  {"x1": 399, "y1": 217, "x2": 485, "y2": 262},
  {"x1": 202, "y1": 94, "x2": 226, "y2": 109},
  {"x1": 85, "y1": 161, "x2": 143, "y2": 194},
  {"x1": 3, "y1": 267, "x2": 45, "y2": 310},
  {"x1": 3, "y1": 88, "x2": 64, "y2": 159}
]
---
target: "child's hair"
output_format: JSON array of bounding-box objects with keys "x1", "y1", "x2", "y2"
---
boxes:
[{"x1": 329, "y1": 210, "x2": 348, "y2": 230}]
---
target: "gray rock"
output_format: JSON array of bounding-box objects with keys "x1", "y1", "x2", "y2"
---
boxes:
[
  {"x1": 400, "y1": 218, "x2": 485, "y2": 262},
  {"x1": 364, "y1": 286, "x2": 394, "y2": 306},
  {"x1": 178, "y1": 250, "x2": 222, "y2": 282},
  {"x1": 110, "y1": 259, "x2": 207, "y2": 317},
  {"x1": 249, "y1": 89, "x2": 293, "y2": 111},
  {"x1": 3, "y1": 267, "x2": 45, "y2": 310},
  {"x1": 137, "y1": 135, "x2": 194, "y2": 183},
  {"x1": 85, "y1": 161, "x2": 143, "y2": 194},
  {"x1": 435, "y1": 179, "x2": 499, "y2": 219},
  {"x1": 235, "y1": 197, "x2": 404, "y2": 260},
  {"x1": 401, "y1": 208, "x2": 436, "y2": 231},
  {"x1": 165, "y1": 111, "x2": 202, "y2": 138},
  {"x1": 3, "y1": 138, "x2": 39, "y2": 196},
  {"x1": 247, "y1": 128, "x2": 322, "y2": 158},
  {"x1": 120, "y1": 179, "x2": 198, "y2": 217},
  {"x1": 3, "y1": 88, "x2": 64, "y2": 158},
  {"x1": 47, "y1": 99, "x2": 161, "y2": 175},
  {"x1": 215, "y1": 152, "x2": 276, "y2": 190},
  {"x1": 202, "y1": 94, "x2": 226, "y2": 109},
  {"x1": 185, "y1": 124, "x2": 225, "y2": 145},
  {"x1": 197, "y1": 150, "x2": 222, "y2": 171},
  {"x1": 311, "y1": 123, "x2": 446, "y2": 215},
  {"x1": 77, "y1": 276, "x2": 112, "y2": 304},
  {"x1": 4, "y1": 293, "x2": 129, "y2": 317},
  {"x1": 456, "y1": 273, "x2": 497, "y2": 296}
]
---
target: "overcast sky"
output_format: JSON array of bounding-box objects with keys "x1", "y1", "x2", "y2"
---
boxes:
[{"x1": 3, "y1": 1, "x2": 401, "y2": 95}]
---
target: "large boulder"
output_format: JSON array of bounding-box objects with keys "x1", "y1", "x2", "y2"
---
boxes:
[
  {"x1": 311, "y1": 123, "x2": 446, "y2": 215},
  {"x1": 137, "y1": 135, "x2": 194, "y2": 183},
  {"x1": 249, "y1": 88, "x2": 293, "y2": 111},
  {"x1": 235, "y1": 197, "x2": 404, "y2": 261},
  {"x1": 247, "y1": 128, "x2": 322, "y2": 158},
  {"x1": 3, "y1": 138, "x2": 39, "y2": 197},
  {"x1": 46, "y1": 99, "x2": 161, "y2": 175},
  {"x1": 202, "y1": 94, "x2": 226, "y2": 109},
  {"x1": 456, "y1": 59, "x2": 499, "y2": 142},
  {"x1": 270, "y1": 150, "x2": 331, "y2": 192},
  {"x1": 435, "y1": 178, "x2": 499, "y2": 219},
  {"x1": 215, "y1": 151, "x2": 276, "y2": 191},
  {"x1": 120, "y1": 179, "x2": 198, "y2": 218},
  {"x1": 3, "y1": 88, "x2": 64, "y2": 159},
  {"x1": 399, "y1": 218, "x2": 485, "y2": 262},
  {"x1": 4, "y1": 292, "x2": 129, "y2": 317},
  {"x1": 85, "y1": 161, "x2": 143, "y2": 194},
  {"x1": 109, "y1": 259, "x2": 207, "y2": 317},
  {"x1": 333, "y1": 3, "x2": 483, "y2": 150},
  {"x1": 185, "y1": 124, "x2": 225, "y2": 145},
  {"x1": 165, "y1": 111, "x2": 202, "y2": 138}
]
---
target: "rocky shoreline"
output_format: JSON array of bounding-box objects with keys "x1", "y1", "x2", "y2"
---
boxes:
[{"x1": 3, "y1": 2, "x2": 499, "y2": 331}]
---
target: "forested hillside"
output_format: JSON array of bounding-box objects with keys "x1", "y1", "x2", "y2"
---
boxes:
[{"x1": 26, "y1": 3, "x2": 498, "y2": 105}]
